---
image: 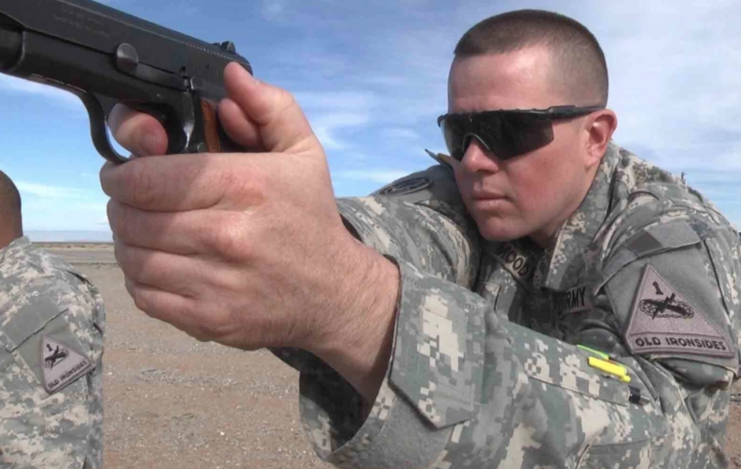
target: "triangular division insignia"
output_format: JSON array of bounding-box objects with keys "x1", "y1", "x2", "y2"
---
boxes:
[
  {"x1": 625, "y1": 264, "x2": 733, "y2": 358},
  {"x1": 41, "y1": 335, "x2": 94, "y2": 394}
]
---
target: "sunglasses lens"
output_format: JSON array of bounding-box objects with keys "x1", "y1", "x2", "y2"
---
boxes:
[
  {"x1": 440, "y1": 115, "x2": 467, "y2": 161},
  {"x1": 439, "y1": 112, "x2": 556, "y2": 161},
  {"x1": 493, "y1": 113, "x2": 554, "y2": 159}
]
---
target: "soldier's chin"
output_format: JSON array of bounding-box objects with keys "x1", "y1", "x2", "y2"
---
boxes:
[{"x1": 475, "y1": 219, "x2": 527, "y2": 242}]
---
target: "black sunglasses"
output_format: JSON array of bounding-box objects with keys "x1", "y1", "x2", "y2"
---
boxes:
[{"x1": 437, "y1": 105, "x2": 604, "y2": 161}]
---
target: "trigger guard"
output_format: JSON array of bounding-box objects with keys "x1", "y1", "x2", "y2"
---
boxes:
[
  {"x1": 82, "y1": 93, "x2": 131, "y2": 163},
  {"x1": 17, "y1": 80, "x2": 131, "y2": 163}
]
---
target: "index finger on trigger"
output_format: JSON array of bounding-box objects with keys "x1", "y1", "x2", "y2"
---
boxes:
[{"x1": 109, "y1": 104, "x2": 169, "y2": 157}]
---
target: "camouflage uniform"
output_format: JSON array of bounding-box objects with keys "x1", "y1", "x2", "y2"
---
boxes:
[
  {"x1": 0, "y1": 237, "x2": 104, "y2": 468},
  {"x1": 276, "y1": 142, "x2": 741, "y2": 468}
]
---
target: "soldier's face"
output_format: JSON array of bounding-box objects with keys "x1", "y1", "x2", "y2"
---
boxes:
[{"x1": 447, "y1": 47, "x2": 596, "y2": 246}]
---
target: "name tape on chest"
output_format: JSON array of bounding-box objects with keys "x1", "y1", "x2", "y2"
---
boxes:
[
  {"x1": 41, "y1": 335, "x2": 94, "y2": 394},
  {"x1": 490, "y1": 242, "x2": 536, "y2": 283},
  {"x1": 625, "y1": 265, "x2": 733, "y2": 358}
]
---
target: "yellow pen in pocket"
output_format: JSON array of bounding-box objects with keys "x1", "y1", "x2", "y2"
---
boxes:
[{"x1": 588, "y1": 356, "x2": 631, "y2": 383}]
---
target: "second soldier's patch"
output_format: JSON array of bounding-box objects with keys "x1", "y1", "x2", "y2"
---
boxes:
[
  {"x1": 0, "y1": 290, "x2": 96, "y2": 396},
  {"x1": 41, "y1": 335, "x2": 93, "y2": 394}
]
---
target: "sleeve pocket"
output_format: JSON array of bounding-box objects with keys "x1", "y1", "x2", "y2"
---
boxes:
[
  {"x1": 388, "y1": 260, "x2": 486, "y2": 429},
  {"x1": 512, "y1": 328, "x2": 631, "y2": 407}
]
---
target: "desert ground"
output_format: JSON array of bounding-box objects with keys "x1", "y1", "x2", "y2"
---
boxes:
[{"x1": 42, "y1": 243, "x2": 741, "y2": 468}]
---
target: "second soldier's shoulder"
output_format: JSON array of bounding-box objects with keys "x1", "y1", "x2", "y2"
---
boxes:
[
  {"x1": 5, "y1": 240, "x2": 75, "y2": 274},
  {"x1": 0, "y1": 239, "x2": 93, "y2": 299}
]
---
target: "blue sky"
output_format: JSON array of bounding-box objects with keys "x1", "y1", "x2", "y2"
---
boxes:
[{"x1": 0, "y1": 0, "x2": 739, "y2": 239}]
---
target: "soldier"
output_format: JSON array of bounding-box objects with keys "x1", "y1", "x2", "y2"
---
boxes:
[
  {"x1": 0, "y1": 170, "x2": 105, "y2": 468},
  {"x1": 102, "y1": 9, "x2": 739, "y2": 469}
]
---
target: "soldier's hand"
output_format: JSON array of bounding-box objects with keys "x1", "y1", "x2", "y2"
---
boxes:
[{"x1": 100, "y1": 62, "x2": 398, "y2": 389}]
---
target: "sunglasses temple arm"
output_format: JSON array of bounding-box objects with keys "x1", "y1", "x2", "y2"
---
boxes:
[{"x1": 425, "y1": 149, "x2": 454, "y2": 166}]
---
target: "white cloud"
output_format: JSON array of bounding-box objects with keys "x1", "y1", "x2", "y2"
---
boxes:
[
  {"x1": 684, "y1": 171, "x2": 741, "y2": 184},
  {"x1": 0, "y1": 75, "x2": 84, "y2": 110},
  {"x1": 586, "y1": 3, "x2": 741, "y2": 155},
  {"x1": 5, "y1": 0, "x2": 741, "y2": 233},
  {"x1": 294, "y1": 91, "x2": 377, "y2": 110},
  {"x1": 16, "y1": 181, "x2": 86, "y2": 199},
  {"x1": 21, "y1": 196, "x2": 109, "y2": 232},
  {"x1": 381, "y1": 127, "x2": 419, "y2": 140},
  {"x1": 358, "y1": 75, "x2": 411, "y2": 87},
  {"x1": 15, "y1": 181, "x2": 108, "y2": 231},
  {"x1": 333, "y1": 169, "x2": 410, "y2": 184},
  {"x1": 311, "y1": 112, "x2": 370, "y2": 150},
  {"x1": 291, "y1": 92, "x2": 379, "y2": 150},
  {"x1": 261, "y1": 0, "x2": 287, "y2": 21}
]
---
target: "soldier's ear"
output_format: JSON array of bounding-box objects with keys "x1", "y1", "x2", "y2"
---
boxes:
[{"x1": 584, "y1": 109, "x2": 617, "y2": 167}]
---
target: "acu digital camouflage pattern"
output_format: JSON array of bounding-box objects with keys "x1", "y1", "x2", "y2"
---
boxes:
[
  {"x1": 274, "y1": 141, "x2": 741, "y2": 469},
  {"x1": 0, "y1": 237, "x2": 104, "y2": 469}
]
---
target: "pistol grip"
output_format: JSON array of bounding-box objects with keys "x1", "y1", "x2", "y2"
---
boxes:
[
  {"x1": 196, "y1": 97, "x2": 243, "y2": 153},
  {"x1": 200, "y1": 99, "x2": 222, "y2": 153}
]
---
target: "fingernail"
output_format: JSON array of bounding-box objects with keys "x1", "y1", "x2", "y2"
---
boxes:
[{"x1": 139, "y1": 132, "x2": 160, "y2": 156}]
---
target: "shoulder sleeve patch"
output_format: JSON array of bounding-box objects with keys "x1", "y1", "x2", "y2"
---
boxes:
[
  {"x1": 41, "y1": 335, "x2": 93, "y2": 394},
  {"x1": 625, "y1": 264, "x2": 733, "y2": 358},
  {"x1": 377, "y1": 177, "x2": 431, "y2": 196},
  {"x1": 0, "y1": 280, "x2": 97, "y2": 395},
  {"x1": 371, "y1": 164, "x2": 463, "y2": 208}
]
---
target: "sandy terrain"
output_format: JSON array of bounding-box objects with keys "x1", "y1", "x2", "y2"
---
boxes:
[
  {"x1": 40, "y1": 243, "x2": 741, "y2": 468},
  {"x1": 41, "y1": 244, "x2": 331, "y2": 469}
]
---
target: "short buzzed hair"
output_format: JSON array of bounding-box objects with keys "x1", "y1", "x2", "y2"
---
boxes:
[
  {"x1": 0, "y1": 170, "x2": 23, "y2": 237},
  {"x1": 455, "y1": 10, "x2": 608, "y2": 107}
]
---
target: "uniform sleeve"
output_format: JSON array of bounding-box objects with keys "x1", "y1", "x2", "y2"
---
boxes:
[
  {"x1": 270, "y1": 164, "x2": 480, "y2": 374},
  {"x1": 292, "y1": 200, "x2": 740, "y2": 467},
  {"x1": 289, "y1": 193, "x2": 640, "y2": 468},
  {"x1": 575, "y1": 207, "x2": 740, "y2": 468},
  {"x1": 301, "y1": 257, "x2": 670, "y2": 468},
  {"x1": 0, "y1": 271, "x2": 105, "y2": 469},
  {"x1": 295, "y1": 193, "x2": 485, "y2": 468}
]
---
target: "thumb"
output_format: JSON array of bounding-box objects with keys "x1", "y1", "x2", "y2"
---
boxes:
[{"x1": 223, "y1": 62, "x2": 320, "y2": 155}]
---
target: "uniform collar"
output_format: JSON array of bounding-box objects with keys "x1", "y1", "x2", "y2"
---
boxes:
[{"x1": 535, "y1": 142, "x2": 621, "y2": 291}]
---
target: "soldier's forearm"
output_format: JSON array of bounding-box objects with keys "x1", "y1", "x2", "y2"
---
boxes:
[{"x1": 305, "y1": 241, "x2": 400, "y2": 403}]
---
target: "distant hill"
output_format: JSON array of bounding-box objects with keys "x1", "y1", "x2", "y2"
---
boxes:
[{"x1": 26, "y1": 231, "x2": 113, "y2": 243}]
